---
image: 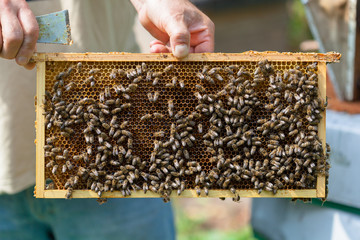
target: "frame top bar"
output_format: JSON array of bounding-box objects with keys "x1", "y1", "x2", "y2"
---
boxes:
[{"x1": 32, "y1": 51, "x2": 341, "y2": 63}]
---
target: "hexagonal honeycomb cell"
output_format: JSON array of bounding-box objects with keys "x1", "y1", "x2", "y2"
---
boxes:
[{"x1": 34, "y1": 52, "x2": 340, "y2": 200}]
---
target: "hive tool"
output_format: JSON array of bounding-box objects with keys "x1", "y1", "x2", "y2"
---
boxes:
[{"x1": 36, "y1": 10, "x2": 72, "y2": 44}]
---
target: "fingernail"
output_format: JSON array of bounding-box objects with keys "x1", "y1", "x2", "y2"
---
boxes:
[
  {"x1": 174, "y1": 44, "x2": 189, "y2": 58},
  {"x1": 17, "y1": 56, "x2": 29, "y2": 65}
]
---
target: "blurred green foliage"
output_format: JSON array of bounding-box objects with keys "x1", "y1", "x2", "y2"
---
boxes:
[
  {"x1": 174, "y1": 202, "x2": 256, "y2": 240},
  {"x1": 287, "y1": 0, "x2": 313, "y2": 50}
]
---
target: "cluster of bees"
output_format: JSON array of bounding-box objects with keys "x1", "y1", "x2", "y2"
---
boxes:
[
  {"x1": 194, "y1": 60, "x2": 330, "y2": 200},
  {"x1": 43, "y1": 59, "x2": 330, "y2": 202}
]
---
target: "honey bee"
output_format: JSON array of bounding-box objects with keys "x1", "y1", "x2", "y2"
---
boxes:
[
  {"x1": 135, "y1": 65, "x2": 142, "y2": 75},
  {"x1": 114, "y1": 84, "x2": 126, "y2": 94},
  {"x1": 127, "y1": 83, "x2": 138, "y2": 93},
  {"x1": 166, "y1": 83, "x2": 175, "y2": 88},
  {"x1": 168, "y1": 100, "x2": 174, "y2": 117},
  {"x1": 147, "y1": 92, "x2": 153, "y2": 102},
  {"x1": 74, "y1": 62, "x2": 82, "y2": 71},
  {"x1": 110, "y1": 127, "x2": 118, "y2": 138},
  {"x1": 303, "y1": 158, "x2": 311, "y2": 167},
  {"x1": 109, "y1": 69, "x2": 117, "y2": 79},
  {"x1": 127, "y1": 69, "x2": 138, "y2": 79},
  {"x1": 181, "y1": 137, "x2": 191, "y2": 147},
  {"x1": 133, "y1": 76, "x2": 143, "y2": 83},
  {"x1": 122, "y1": 93, "x2": 130, "y2": 100},
  {"x1": 55, "y1": 88, "x2": 62, "y2": 97},
  {"x1": 141, "y1": 113, "x2": 152, "y2": 121},
  {"x1": 56, "y1": 71, "x2": 67, "y2": 80},
  {"x1": 139, "y1": 62, "x2": 147, "y2": 72},
  {"x1": 222, "y1": 66, "x2": 233, "y2": 75},
  {"x1": 73, "y1": 154, "x2": 84, "y2": 161},
  {"x1": 153, "y1": 112, "x2": 164, "y2": 119},
  {"x1": 44, "y1": 144, "x2": 53, "y2": 151},
  {"x1": 195, "y1": 124, "x2": 203, "y2": 134},
  {"x1": 308, "y1": 73, "x2": 317, "y2": 81},
  {"x1": 182, "y1": 149, "x2": 189, "y2": 160},
  {"x1": 142, "y1": 182, "x2": 149, "y2": 194},
  {"x1": 97, "y1": 92, "x2": 105, "y2": 103},
  {"x1": 89, "y1": 68, "x2": 99, "y2": 75},
  {"x1": 45, "y1": 182, "x2": 55, "y2": 190},
  {"x1": 99, "y1": 121, "x2": 109, "y2": 129},
  {"x1": 164, "y1": 64, "x2": 174, "y2": 73},
  {"x1": 205, "y1": 76, "x2": 215, "y2": 84},
  {"x1": 104, "y1": 86, "x2": 111, "y2": 98},
  {"x1": 120, "y1": 103, "x2": 131, "y2": 110},
  {"x1": 326, "y1": 143, "x2": 331, "y2": 153},
  {"x1": 289, "y1": 129, "x2": 298, "y2": 137},
  {"x1": 61, "y1": 164, "x2": 67, "y2": 173},
  {"x1": 249, "y1": 146, "x2": 256, "y2": 156},
  {"x1": 110, "y1": 107, "x2": 122, "y2": 114},
  {"x1": 196, "y1": 65, "x2": 208, "y2": 74},
  {"x1": 45, "y1": 160, "x2": 55, "y2": 168},
  {"x1": 155, "y1": 169, "x2": 164, "y2": 179},
  {"x1": 167, "y1": 76, "x2": 176, "y2": 86},
  {"x1": 121, "y1": 130, "x2": 132, "y2": 138},
  {"x1": 51, "y1": 147, "x2": 62, "y2": 153},
  {"x1": 153, "y1": 91, "x2": 159, "y2": 102},
  {"x1": 154, "y1": 131, "x2": 165, "y2": 138},
  {"x1": 195, "y1": 186, "x2": 201, "y2": 196},
  {"x1": 55, "y1": 155, "x2": 66, "y2": 161},
  {"x1": 174, "y1": 111, "x2": 185, "y2": 121},
  {"x1": 235, "y1": 66, "x2": 247, "y2": 77},
  {"x1": 108, "y1": 116, "x2": 117, "y2": 126},
  {"x1": 64, "y1": 82, "x2": 75, "y2": 92},
  {"x1": 195, "y1": 84, "x2": 206, "y2": 93},
  {"x1": 196, "y1": 72, "x2": 205, "y2": 81},
  {"x1": 51, "y1": 165, "x2": 58, "y2": 174},
  {"x1": 152, "y1": 77, "x2": 159, "y2": 86},
  {"x1": 207, "y1": 67, "x2": 221, "y2": 75},
  {"x1": 179, "y1": 80, "x2": 185, "y2": 89},
  {"x1": 65, "y1": 160, "x2": 73, "y2": 170},
  {"x1": 80, "y1": 152, "x2": 88, "y2": 163},
  {"x1": 65, "y1": 188, "x2": 73, "y2": 199},
  {"x1": 146, "y1": 70, "x2": 153, "y2": 81},
  {"x1": 148, "y1": 162, "x2": 157, "y2": 172},
  {"x1": 214, "y1": 74, "x2": 223, "y2": 81},
  {"x1": 114, "y1": 69, "x2": 124, "y2": 77},
  {"x1": 194, "y1": 92, "x2": 202, "y2": 101}
]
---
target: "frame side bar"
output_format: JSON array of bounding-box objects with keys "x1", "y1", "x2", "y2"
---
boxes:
[
  {"x1": 35, "y1": 62, "x2": 46, "y2": 198},
  {"x1": 316, "y1": 62, "x2": 327, "y2": 198}
]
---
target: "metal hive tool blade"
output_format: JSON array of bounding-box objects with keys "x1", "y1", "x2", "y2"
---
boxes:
[{"x1": 36, "y1": 10, "x2": 72, "y2": 45}]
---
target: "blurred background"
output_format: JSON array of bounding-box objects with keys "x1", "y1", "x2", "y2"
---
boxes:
[{"x1": 134, "y1": 0, "x2": 360, "y2": 239}]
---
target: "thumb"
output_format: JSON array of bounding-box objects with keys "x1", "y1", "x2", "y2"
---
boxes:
[{"x1": 166, "y1": 20, "x2": 190, "y2": 58}]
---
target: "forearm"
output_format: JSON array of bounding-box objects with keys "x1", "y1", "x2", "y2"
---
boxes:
[{"x1": 0, "y1": 0, "x2": 39, "y2": 69}]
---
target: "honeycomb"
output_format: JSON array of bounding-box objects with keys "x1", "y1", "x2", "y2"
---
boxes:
[{"x1": 37, "y1": 52, "x2": 335, "y2": 201}]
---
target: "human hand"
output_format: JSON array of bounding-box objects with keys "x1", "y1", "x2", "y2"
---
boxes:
[
  {"x1": 131, "y1": 0, "x2": 214, "y2": 58},
  {"x1": 0, "y1": 0, "x2": 39, "y2": 69}
]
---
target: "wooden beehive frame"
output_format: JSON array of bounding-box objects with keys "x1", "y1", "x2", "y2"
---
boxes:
[{"x1": 34, "y1": 51, "x2": 340, "y2": 199}]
